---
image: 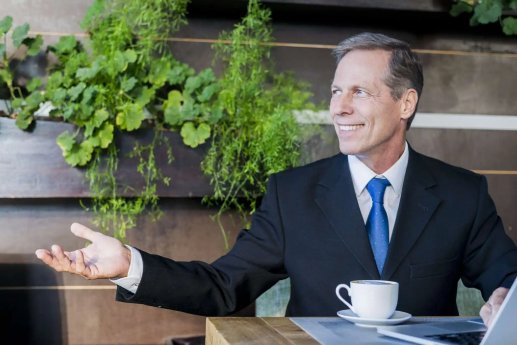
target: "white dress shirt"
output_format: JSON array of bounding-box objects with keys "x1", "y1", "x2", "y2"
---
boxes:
[
  {"x1": 348, "y1": 142, "x2": 409, "y2": 240},
  {"x1": 113, "y1": 142, "x2": 410, "y2": 293}
]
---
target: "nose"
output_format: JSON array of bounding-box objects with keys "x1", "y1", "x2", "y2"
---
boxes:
[{"x1": 330, "y1": 94, "x2": 353, "y2": 117}]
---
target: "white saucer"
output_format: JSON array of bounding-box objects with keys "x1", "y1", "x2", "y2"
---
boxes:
[{"x1": 337, "y1": 309, "x2": 412, "y2": 328}]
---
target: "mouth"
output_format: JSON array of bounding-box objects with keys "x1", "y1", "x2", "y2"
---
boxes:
[{"x1": 337, "y1": 124, "x2": 365, "y2": 131}]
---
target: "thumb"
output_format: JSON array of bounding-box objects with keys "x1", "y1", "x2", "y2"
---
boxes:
[{"x1": 70, "y1": 223, "x2": 100, "y2": 242}]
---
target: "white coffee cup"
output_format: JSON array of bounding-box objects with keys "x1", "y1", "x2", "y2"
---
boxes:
[{"x1": 335, "y1": 280, "x2": 398, "y2": 319}]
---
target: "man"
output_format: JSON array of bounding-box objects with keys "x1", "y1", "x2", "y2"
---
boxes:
[{"x1": 36, "y1": 33, "x2": 517, "y2": 326}]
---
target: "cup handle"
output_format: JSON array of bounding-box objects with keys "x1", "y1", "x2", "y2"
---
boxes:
[{"x1": 335, "y1": 284, "x2": 355, "y2": 313}]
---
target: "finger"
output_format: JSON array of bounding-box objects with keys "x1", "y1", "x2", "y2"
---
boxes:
[
  {"x1": 74, "y1": 250, "x2": 87, "y2": 276},
  {"x1": 51, "y1": 244, "x2": 72, "y2": 270},
  {"x1": 489, "y1": 287, "x2": 509, "y2": 305},
  {"x1": 70, "y1": 223, "x2": 100, "y2": 242},
  {"x1": 51, "y1": 244, "x2": 68, "y2": 261},
  {"x1": 35, "y1": 249, "x2": 53, "y2": 264},
  {"x1": 479, "y1": 303, "x2": 491, "y2": 327}
]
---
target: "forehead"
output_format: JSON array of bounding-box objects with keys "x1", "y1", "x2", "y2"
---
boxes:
[{"x1": 333, "y1": 49, "x2": 391, "y2": 86}]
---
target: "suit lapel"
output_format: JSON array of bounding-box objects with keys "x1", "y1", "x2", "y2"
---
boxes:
[
  {"x1": 314, "y1": 154, "x2": 380, "y2": 279},
  {"x1": 382, "y1": 148, "x2": 442, "y2": 280}
]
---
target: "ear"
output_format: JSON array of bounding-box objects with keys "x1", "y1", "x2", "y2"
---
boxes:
[{"x1": 399, "y1": 88, "x2": 418, "y2": 120}]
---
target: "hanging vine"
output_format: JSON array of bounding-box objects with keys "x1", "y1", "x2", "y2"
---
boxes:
[{"x1": 202, "y1": 0, "x2": 318, "y2": 247}]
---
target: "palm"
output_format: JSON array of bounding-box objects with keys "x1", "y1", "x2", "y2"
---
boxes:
[{"x1": 35, "y1": 223, "x2": 131, "y2": 280}]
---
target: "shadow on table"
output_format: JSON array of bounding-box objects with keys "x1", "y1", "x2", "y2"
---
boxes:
[{"x1": 0, "y1": 258, "x2": 66, "y2": 345}]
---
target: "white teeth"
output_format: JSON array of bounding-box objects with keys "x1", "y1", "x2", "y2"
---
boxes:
[{"x1": 338, "y1": 124, "x2": 363, "y2": 131}]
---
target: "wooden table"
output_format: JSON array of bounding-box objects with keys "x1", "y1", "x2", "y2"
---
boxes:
[
  {"x1": 206, "y1": 317, "x2": 319, "y2": 345},
  {"x1": 206, "y1": 316, "x2": 480, "y2": 345}
]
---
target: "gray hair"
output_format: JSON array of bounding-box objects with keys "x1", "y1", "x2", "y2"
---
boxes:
[{"x1": 333, "y1": 33, "x2": 423, "y2": 129}]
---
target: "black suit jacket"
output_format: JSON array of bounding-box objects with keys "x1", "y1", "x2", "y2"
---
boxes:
[{"x1": 117, "y1": 148, "x2": 517, "y2": 316}]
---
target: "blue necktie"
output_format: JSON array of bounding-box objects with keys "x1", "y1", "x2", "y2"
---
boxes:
[{"x1": 366, "y1": 177, "x2": 390, "y2": 274}]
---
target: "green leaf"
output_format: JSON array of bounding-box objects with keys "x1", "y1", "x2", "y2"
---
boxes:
[
  {"x1": 135, "y1": 86, "x2": 155, "y2": 107},
  {"x1": 0, "y1": 16, "x2": 13, "y2": 35},
  {"x1": 12, "y1": 23, "x2": 30, "y2": 48},
  {"x1": 25, "y1": 35, "x2": 44, "y2": 56},
  {"x1": 502, "y1": 17, "x2": 517, "y2": 35},
  {"x1": 181, "y1": 98, "x2": 200, "y2": 120},
  {"x1": 81, "y1": 0, "x2": 106, "y2": 30},
  {"x1": 184, "y1": 74, "x2": 203, "y2": 95},
  {"x1": 53, "y1": 35, "x2": 78, "y2": 55},
  {"x1": 95, "y1": 122, "x2": 114, "y2": 148},
  {"x1": 510, "y1": 0, "x2": 517, "y2": 10},
  {"x1": 26, "y1": 78, "x2": 42, "y2": 92},
  {"x1": 112, "y1": 50, "x2": 128, "y2": 74},
  {"x1": 57, "y1": 132, "x2": 94, "y2": 166},
  {"x1": 85, "y1": 108, "x2": 110, "y2": 136},
  {"x1": 66, "y1": 140, "x2": 94, "y2": 167},
  {"x1": 25, "y1": 91, "x2": 43, "y2": 108},
  {"x1": 198, "y1": 83, "x2": 219, "y2": 102},
  {"x1": 473, "y1": 1, "x2": 503, "y2": 24},
  {"x1": 124, "y1": 49, "x2": 137, "y2": 63},
  {"x1": 167, "y1": 64, "x2": 193, "y2": 85},
  {"x1": 15, "y1": 109, "x2": 34, "y2": 130},
  {"x1": 116, "y1": 103, "x2": 144, "y2": 131},
  {"x1": 121, "y1": 77, "x2": 137, "y2": 92},
  {"x1": 181, "y1": 122, "x2": 211, "y2": 148},
  {"x1": 450, "y1": 1, "x2": 473, "y2": 17},
  {"x1": 81, "y1": 85, "x2": 96, "y2": 106},
  {"x1": 56, "y1": 131, "x2": 76, "y2": 152},
  {"x1": 93, "y1": 108, "x2": 110, "y2": 127},
  {"x1": 163, "y1": 90, "x2": 184, "y2": 125},
  {"x1": 148, "y1": 58, "x2": 170, "y2": 87},
  {"x1": 0, "y1": 43, "x2": 5, "y2": 58},
  {"x1": 64, "y1": 52, "x2": 88, "y2": 78},
  {"x1": 47, "y1": 71, "x2": 64, "y2": 89},
  {"x1": 62, "y1": 106, "x2": 75, "y2": 120},
  {"x1": 48, "y1": 87, "x2": 67, "y2": 105},
  {"x1": 11, "y1": 98, "x2": 23, "y2": 109},
  {"x1": 68, "y1": 82, "x2": 86, "y2": 101},
  {"x1": 76, "y1": 65, "x2": 99, "y2": 81}
]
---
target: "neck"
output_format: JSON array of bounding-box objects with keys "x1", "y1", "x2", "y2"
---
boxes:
[{"x1": 356, "y1": 141, "x2": 406, "y2": 174}]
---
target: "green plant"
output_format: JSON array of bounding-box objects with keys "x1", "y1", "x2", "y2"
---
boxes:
[
  {"x1": 451, "y1": 0, "x2": 517, "y2": 35},
  {"x1": 14, "y1": 0, "x2": 222, "y2": 240},
  {"x1": 202, "y1": 0, "x2": 318, "y2": 247},
  {"x1": 0, "y1": 16, "x2": 44, "y2": 121}
]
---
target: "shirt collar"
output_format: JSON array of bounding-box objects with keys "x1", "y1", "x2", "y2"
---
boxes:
[{"x1": 348, "y1": 142, "x2": 409, "y2": 197}]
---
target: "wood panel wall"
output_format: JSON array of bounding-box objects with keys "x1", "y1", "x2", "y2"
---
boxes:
[{"x1": 1, "y1": 1, "x2": 516, "y2": 344}]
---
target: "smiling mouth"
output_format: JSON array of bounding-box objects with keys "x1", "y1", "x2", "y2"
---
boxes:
[{"x1": 338, "y1": 124, "x2": 364, "y2": 131}]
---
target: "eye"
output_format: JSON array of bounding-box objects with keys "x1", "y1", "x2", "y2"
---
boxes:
[
  {"x1": 331, "y1": 88, "x2": 342, "y2": 96},
  {"x1": 354, "y1": 88, "x2": 369, "y2": 97}
]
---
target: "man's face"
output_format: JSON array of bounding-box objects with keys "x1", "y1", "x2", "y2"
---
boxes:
[{"x1": 330, "y1": 49, "x2": 408, "y2": 163}]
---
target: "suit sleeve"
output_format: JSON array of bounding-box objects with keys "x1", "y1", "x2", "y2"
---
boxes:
[
  {"x1": 115, "y1": 175, "x2": 288, "y2": 316},
  {"x1": 461, "y1": 176, "x2": 517, "y2": 299}
]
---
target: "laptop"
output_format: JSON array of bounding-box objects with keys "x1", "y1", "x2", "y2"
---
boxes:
[{"x1": 377, "y1": 278, "x2": 517, "y2": 345}]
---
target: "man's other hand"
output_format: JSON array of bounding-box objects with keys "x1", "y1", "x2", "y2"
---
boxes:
[
  {"x1": 35, "y1": 223, "x2": 131, "y2": 280},
  {"x1": 480, "y1": 287, "x2": 509, "y2": 327}
]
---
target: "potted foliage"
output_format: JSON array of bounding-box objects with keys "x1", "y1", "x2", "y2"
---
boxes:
[
  {"x1": 4, "y1": 0, "x2": 222, "y2": 240},
  {"x1": 450, "y1": 0, "x2": 517, "y2": 35},
  {"x1": 3, "y1": 0, "x2": 319, "y2": 249},
  {"x1": 0, "y1": 16, "x2": 45, "y2": 120}
]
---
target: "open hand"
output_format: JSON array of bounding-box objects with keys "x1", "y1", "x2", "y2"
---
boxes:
[
  {"x1": 35, "y1": 223, "x2": 131, "y2": 280},
  {"x1": 480, "y1": 287, "x2": 509, "y2": 327}
]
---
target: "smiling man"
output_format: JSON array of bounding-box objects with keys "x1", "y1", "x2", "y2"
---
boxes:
[{"x1": 36, "y1": 33, "x2": 517, "y2": 326}]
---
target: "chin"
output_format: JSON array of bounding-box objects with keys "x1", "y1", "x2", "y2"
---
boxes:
[{"x1": 338, "y1": 143, "x2": 362, "y2": 156}]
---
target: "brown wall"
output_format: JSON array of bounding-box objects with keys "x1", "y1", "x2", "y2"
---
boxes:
[{"x1": 1, "y1": 0, "x2": 516, "y2": 344}]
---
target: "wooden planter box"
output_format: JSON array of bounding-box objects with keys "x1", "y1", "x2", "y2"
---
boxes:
[{"x1": 0, "y1": 117, "x2": 211, "y2": 198}]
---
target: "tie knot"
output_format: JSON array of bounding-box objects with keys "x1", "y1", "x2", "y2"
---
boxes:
[{"x1": 366, "y1": 177, "x2": 390, "y2": 204}]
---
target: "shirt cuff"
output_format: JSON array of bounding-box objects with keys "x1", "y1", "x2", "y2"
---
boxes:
[{"x1": 110, "y1": 245, "x2": 143, "y2": 294}]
